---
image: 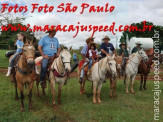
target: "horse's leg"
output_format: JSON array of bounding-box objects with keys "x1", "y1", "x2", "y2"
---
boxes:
[
  {"x1": 109, "y1": 78, "x2": 113, "y2": 98},
  {"x1": 139, "y1": 74, "x2": 143, "y2": 91},
  {"x1": 14, "y1": 81, "x2": 19, "y2": 101},
  {"x1": 124, "y1": 74, "x2": 126, "y2": 84},
  {"x1": 131, "y1": 75, "x2": 136, "y2": 94},
  {"x1": 42, "y1": 80, "x2": 46, "y2": 95},
  {"x1": 50, "y1": 79, "x2": 57, "y2": 109},
  {"x1": 58, "y1": 84, "x2": 63, "y2": 106},
  {"x1": 143, "y1": 75, "x2": 147, "y2": 90},
  {"x1": 113, "y1": 79, "x2": 117, "y2": 98},
  {"x1": 93, "y1": 81, "x2": 97, "y2": 104},
  {"x1": 82, "y1": 80, "x2": 86, "y2": 93},
  {"x1": 28, "y1": 82, "x2": 34, "y2": 110},
  {"x1": 97, "y1": 83, "x2": 102, "y2": 103},
  {"x1": 36, "y1": 79, "x2": 40, "y2": 97},
  {"x1": 80, "y1": 82, "x2": 83, "y2": 95},
  {"x1": 126, "y1": 75, "x2": 130, "y2": 94},
  {"x1": 18, "y1": 82, "x2": 24, "y2": 112}
]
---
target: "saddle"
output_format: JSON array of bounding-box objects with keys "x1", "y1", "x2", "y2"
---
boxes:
[{"x1": 78, "y1": 59, "x2": 96, "y2": 76}]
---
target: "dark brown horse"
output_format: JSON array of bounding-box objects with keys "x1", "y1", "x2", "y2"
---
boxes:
[{"x1": 138, "y1": 53, "x2": 156, "y2": 90}]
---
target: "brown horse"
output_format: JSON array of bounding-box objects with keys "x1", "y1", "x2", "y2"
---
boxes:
[
  {"x1": 138, "y1": 53, "x2": 156, "y2": 90},
  {"x1": 12, "y1": 39, "x2": 36, "y2": 112},
  {"x1": 115, "y1": 56, "x2": 123, "y2": 79}
]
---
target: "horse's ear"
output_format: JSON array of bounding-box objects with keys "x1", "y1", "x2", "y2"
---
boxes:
[
  {"x1": 60, "y1": 45, "x2": 64, "y2": 50},
  {"x1": 112, "y1": 54, "x2": 115, "y2": 59},
  {"x1": 69, "y1": 46, "x2": 72, "y2": 51},
  {"x1": 30, "y1": 37, "x2": 36, "y2": 45}
]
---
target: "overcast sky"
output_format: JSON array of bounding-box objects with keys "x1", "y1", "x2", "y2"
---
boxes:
[{"x1": 0, "y1": 0, "x2": 162, "y2": 49}]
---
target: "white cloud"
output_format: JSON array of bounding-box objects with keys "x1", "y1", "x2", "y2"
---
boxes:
[{"x1": 0, "y1": 0, "x2": 162, "y2": 49}]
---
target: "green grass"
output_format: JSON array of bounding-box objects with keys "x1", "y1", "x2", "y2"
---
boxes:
[
  {"x1": 0, "y1": 50, "x2": 9, "y2": 68},
  {"x1": 0, "y1": 72, "x2": 162, "y2": 122}
]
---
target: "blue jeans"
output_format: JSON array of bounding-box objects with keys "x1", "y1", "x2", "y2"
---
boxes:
[
  {"x1": 88, "y1": 59, "x2": 93, "y2": 69},
  {"x1": 9, "y1": 52, "x2": 20, "y2": 67},
  {"x1": 40, "y1": 58, "x2": 49, "y2": 81}
]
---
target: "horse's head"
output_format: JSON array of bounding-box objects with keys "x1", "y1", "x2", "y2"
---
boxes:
[
  {"x1": 138, "y1": 49, "x2": 148, "y2": 62},
  {"x1": 59, "y1": 48, "x2": 72, "y2": 73},
  {"x1": 107, "y1": 54, "x2": 117, "y2": 79},
  {"x1": 115, "y1": 56, "x2": 123, "y2": 70},
  {"x1": 22, "y1": 38, "x2": 36, "y2": 68}
]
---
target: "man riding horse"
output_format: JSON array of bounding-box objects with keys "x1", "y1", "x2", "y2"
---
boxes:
[
  {"x1": 100, "y1": 36, "x2": 115, "y2": 58},
  {"x1": 131, "y1": 41, "x2": 142, "y2": 54},
  {"x1": 79, "y1": 37, "x2": 94, "y2": 83},
  {"x1": 119, "y1": 42, "x2": 129, "y2": 70},
  {"x1": 38, "y1": 27, "x2": 61, "y2": 85}
]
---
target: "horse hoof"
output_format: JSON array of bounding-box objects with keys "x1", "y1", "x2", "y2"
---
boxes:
[
  {"x1": 15, "y1": 97, "x2": 19, "y2": 101},
  {"x1": 21, "y1": 108, "x2": 24, "y2": 112},
  {"x1": 97, "y1": 100, "x2": 101, "y2": 103},
  {"x1": 140, "y1": 88, "x2": 142, "y2": 91},
  {"x1": 109, "y1": 95, "x2": 113, "y2": 99},
  {"x1": 114, "y1": 95, "x2": 118, "y2": 98},
  {"x1": 131, "y1": 91, "x2": 135, "y2": 94},
  {"x1": 53, "y1": 105, "x2": 58, "y2": 109},
  {"x1": 126, "y1": 91, "x2": 129, "y2": 94},
  {"x1": 144, "y1": 87, "x2": 147, "y2": 90},
  {"x1": 93, "y1": 101, "x2": 97, "y2": 104},
  {"x1": 58, "y1": 103, "x2": 63, "y2": 106}
]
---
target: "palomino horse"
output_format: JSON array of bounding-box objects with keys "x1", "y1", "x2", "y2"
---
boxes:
[
  {"x1": 124, "y1": 49, "x2": 148, "y2": 94},
  {"x1": 12, "y1": 39, "x2": 36, "y2": 112},
  {"x1": 78, "y1": 55, "x2": 117, "y2": 104},
  {"x1": 35, "y1": 49, "x2": 71, "y2": 108},
  {"x1": 138, "y1": 54, "x2": 156, "y2": 90}
]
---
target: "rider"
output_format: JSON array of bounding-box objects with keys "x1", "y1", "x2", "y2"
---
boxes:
[
  {"x1": 6, "y1": 32, "x2": 25, "y2": 76},
  {"x1": 131, "y1": 41, "x2": 142, "y2": 54},
  {"x1": 87, "y1": 43, "x2": 98, "y2": 75},
  {"x1": 100, "y1": 36, "x2": 115, "y2": 58},
  {"x1": 119, "y1": 42, "x2": 129, "y2": 69},
  {"x1": 79, "y1": 37, "x2": 94, "y2": 83},
  {"x1": 38, "y1": 27, "x2": 61, "y2": 84}
]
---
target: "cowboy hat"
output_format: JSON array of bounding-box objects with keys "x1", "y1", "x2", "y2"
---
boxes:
[
  {"x1": 135, "y1": 41, "x2": 142, "y2": 45},
  {"x1": 102, "y1": 36, "x2": 110, "y2": 41},
  {"x1": 119, "y1": 42, "x2": 126, "y2": 46},
  {"x1": 45, "y1": 26, "x2": 56, "y2": 33},
  {"x1": 86, "y1": 37, "x2": 95, "y2": 43}
]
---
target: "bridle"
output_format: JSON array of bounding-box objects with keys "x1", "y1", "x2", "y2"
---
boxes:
[
  {"x1": 55, "y1": 50, "x2": 71, "y2": 76},
  {"x1": 98, "y1": 57, "x2": 116, "y2": 80}
]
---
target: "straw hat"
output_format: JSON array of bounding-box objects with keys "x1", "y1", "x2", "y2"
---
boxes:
[
  {"x1": 102, "y1": 36, "x2": 110, "y2": 41},
  {"x1": 85, "y1": 37, "x2": 95, "y2": 43}
]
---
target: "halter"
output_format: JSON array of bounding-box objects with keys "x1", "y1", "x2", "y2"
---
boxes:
[
  {"x1": 55, "y1": 50, "x2": 71, "y2": 76},
  {"x1": 98, "y1": 57, "x2": 116, "y2": 81}
]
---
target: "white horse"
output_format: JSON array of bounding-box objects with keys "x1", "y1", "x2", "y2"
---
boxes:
[
  {"x1": 78, "y1": 55, "x2": 117, "y2": 104},
  {"x1": 48, "y1": 49, "x2": 71, "y2": 108},
  {"x1": 124, "y1": 49, "x2": 148, "y2": 94}
]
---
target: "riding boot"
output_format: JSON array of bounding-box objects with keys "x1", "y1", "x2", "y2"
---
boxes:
[
  {"x1": 87, "y1": 69, "x2": 90, "y2": 75},
  {"x1": 35, "y1": 66, "x2": 39, "y2": 74},
  {"x1": 6, "y1": 67, "x2": 12, "y2": 76}
]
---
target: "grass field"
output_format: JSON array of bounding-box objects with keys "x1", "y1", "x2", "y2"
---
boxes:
[
  {"x1": 0, "y1": 50, "x2": 9, "y2": 68},
  {"x1": 0, "y1": 72, "x2": 163, "y2": 122}
]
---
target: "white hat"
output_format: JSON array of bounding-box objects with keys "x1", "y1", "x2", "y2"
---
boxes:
[{"x1": 135, "y1": 41, "x2": 142, "y2": 45}]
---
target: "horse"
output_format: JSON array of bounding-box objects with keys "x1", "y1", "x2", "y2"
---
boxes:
[
  {"x1": 115, "y1": 56, "x2": 123, "y2": 78},
  {"x1": 48, "y1": 49, "x2": 71, "y2": 108},
  {"x1": 138, "y1": 53, "x2": 157, "y2": 90},
  {"x1": 78, "y1": 55, "x2": 117, "y2": 104},
  {"x1": 35, "y1": 48, "x2": 71, "y2": 108},
  {"x1": 12, "y1": 39, "x2": 36, "y2": 112},
  {"x1": 124, "y1": 49, "x2": 148, "y2": 94}
]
